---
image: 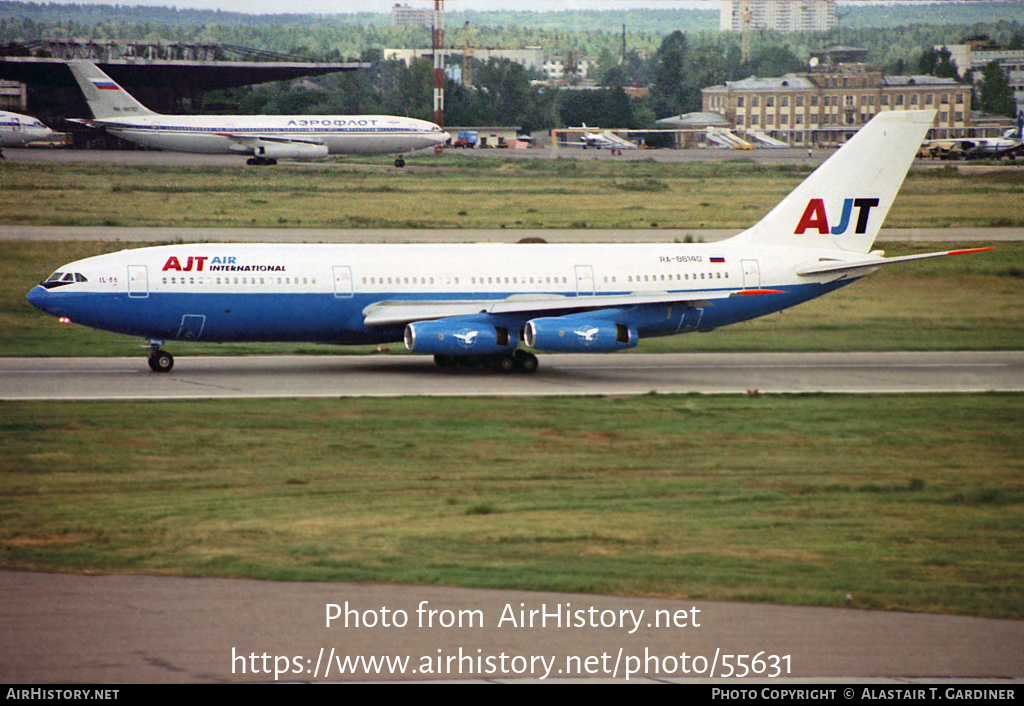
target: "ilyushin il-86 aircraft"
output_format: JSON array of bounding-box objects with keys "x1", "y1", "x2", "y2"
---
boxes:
[
  {"x1": 27, "y1": 110, "x2": 991, "y2": 374},
  {"x1": 65, "y1": 60, "x2": 449, "y2": 166}
]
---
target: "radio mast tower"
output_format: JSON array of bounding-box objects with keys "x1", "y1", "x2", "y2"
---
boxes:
[{"x1": 433, "y1": 0, "x2": 445, "y2": 128}]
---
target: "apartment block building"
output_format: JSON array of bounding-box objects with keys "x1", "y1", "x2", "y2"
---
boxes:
[
  {"x1": 720, "y1": 0, "x2": 835, "y2": 34},
  {"x1": 391, "y1": 3, "x2": 433, "y2": 27},
  {"x1": 944, "y1": 36, "x2": 1024, "y2": 118}
]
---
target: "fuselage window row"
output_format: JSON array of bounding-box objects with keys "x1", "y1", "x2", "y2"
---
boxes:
[
  {"x1": 346, "y1": 270, "x2": 733, "y2": 290},
  {"x1": 161, "y1": 276, "x2": 315, "y2": 286},
  {"x1": 626, "y1": 271, "x2": 728, "y2": 283},
  {"x1": 158, "y1": 269, "x2": 727, "y2": 291}
]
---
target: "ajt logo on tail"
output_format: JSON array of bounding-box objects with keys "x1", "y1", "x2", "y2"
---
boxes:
[{"x1": 796, "y1": 198, "x2": 880, "y2": 236}]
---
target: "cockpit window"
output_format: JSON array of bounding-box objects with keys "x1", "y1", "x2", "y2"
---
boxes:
[{"x1": 40, "y1": 271, "x2": 86, "y2": 289}]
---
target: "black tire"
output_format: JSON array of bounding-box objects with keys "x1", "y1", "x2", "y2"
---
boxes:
[
  {"x1": 148, "y1": 350, "x2": 174, "y2": 373},
  {"x1": 515, "y1": 351, "x2": 539, "y2": 374},
  {"x1": 490, "y1": 354, "x2": 516, "y2": 373}
]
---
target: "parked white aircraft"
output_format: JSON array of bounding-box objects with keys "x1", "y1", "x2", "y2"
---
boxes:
[
  {"x1": 578, "y1": 124, "x2": 615, "y2": 149},
  {"x1": 66, "y1": 60, "x2": 448, "y2": 166},
  {"x1": 27, "y1": 110, "x2": 991, "y2": 374},
  {"x1": 0, "y1": 110, "x2": 55, "y2": 150},
  {"x1": 922, "y1": 119, "x2": 1024, "y2": 160}
]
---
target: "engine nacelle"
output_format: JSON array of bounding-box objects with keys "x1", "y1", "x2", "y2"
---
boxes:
[
  {"x1": 524, "y1": 318, "x2": 637, "y2": 353},
  {"x1": 404, "y1": 320, "x2": 517, "y2": 356},
  {"x1": 254, "y1": 142, "x2": 329, "y2": 160}
]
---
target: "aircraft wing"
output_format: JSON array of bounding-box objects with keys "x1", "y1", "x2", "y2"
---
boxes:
[
  {"x1": 795, "y1": 247, "x2": 994, "y2": 277},
  {"x1": 219, "y1": 133, "x2": 330, "y2": 158},
  {"x1": 220, "y1": 133, "x2": 324, "y2": 146},
  {"x1": 362, "y1": 288, "x2": 783, "y2": 327}
]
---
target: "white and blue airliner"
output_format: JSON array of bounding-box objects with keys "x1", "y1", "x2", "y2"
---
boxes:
[{"x1": 27, "y1": 110, "x2": 989, "y2": 373}]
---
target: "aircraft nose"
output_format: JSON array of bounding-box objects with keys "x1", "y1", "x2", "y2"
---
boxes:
[
  {"x1": 26, "y1": 285, "x2": 45, "y2": 309},
  {"x1": 26, "y1": 285, "x2": 61, "y2": 317}
]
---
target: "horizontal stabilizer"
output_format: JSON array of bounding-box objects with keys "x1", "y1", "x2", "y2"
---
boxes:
[{"x1": 796, "y1": 247, "x2": 994, "y2": 276}]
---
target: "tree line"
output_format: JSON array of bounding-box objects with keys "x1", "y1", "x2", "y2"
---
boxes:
[{"x1": 220, "y1": 28, "x2": 1019, "y2": 131}]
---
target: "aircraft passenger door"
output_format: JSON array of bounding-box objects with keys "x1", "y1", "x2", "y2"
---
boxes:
[
  {"x1": 127, "y1": 265, "x2": 148, "y2": 298},
  {"x1": 741, "y1": 260, "x2": 761, "y2": 289},
  {"x1": 574, "y1": 265, "x2": 595, "y2": 296},
  {"x1": 333, "y1": 266, "x2": 353, "y2": 298}
]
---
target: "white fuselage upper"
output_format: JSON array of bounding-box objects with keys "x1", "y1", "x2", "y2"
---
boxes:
[
  {"x1": 37, "y1": 241, "x2": 834, "y2": 298},
  {"x1": 94, "y1": 114, "x2": 449, "y2": 155}
]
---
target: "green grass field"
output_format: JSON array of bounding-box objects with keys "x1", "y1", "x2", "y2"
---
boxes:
[
  {"x1": 2, "y1": 394, "x2": 1021, "y2": 618},
  {"x1": 1, "y1": 158, "x2": 1022, "y2": 230}
]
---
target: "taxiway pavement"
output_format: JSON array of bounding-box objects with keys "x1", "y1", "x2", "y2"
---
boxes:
[
  {"x1": 3, "y1": 570, "x2": 1022, "y2": 683},
  {"x1": 2, "y1": 351, "x2": 1022, "y2": 401}
]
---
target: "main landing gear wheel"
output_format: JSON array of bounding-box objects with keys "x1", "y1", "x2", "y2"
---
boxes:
[
  {"x1": 432, "y1": 352, "x2": 538, "y2": 373},
  {"x1": 148, "y1": 349, "x2": 174, "y2": 373},
  {"x1": 514, "y1": 350, "x2": 539, "y2": 374},
  {"x1": 433, "y1": 354, "x2": 456, "y2": 368},
  {"x1": 394, "y1": 157, "x2": 406, "y2": 168},
  {"x1": 489, "y1": 354, "x2": 517, "y2": 373}
]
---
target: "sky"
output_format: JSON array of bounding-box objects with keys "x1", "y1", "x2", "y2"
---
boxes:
[{"x1": 24, "y1": 0, "x2": 718, "y2": 15}]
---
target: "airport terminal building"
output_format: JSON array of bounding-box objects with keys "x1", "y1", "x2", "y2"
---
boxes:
[
  {"x1": 699, "y1": 48, "x2": 999, "y2": 146},
  {"x1": 702, "y1": 64, "x2": 976, "y2": 146}
]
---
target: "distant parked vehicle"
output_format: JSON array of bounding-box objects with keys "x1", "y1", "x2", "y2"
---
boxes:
[{"x1": 453, "y1": 130, "x2": 479, "y2": 148}]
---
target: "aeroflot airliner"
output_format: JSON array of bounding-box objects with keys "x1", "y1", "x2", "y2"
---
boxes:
[
  {"x1": 66, "y1": 60, "x2": 448, "y2": 166},
  {"x1": 27, "y1": 110, "x2": 991, "y2": 374}
]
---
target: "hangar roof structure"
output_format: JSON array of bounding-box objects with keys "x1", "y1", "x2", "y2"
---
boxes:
[{"x1": 1, "y1": 42, "x2": 368, "y2": 115}]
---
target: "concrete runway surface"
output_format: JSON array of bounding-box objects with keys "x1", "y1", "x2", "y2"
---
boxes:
[
  {"x1": 2, "y1": 570, "x2": 1022, "y2": 684},
  {"x1": 2, "y1": 351, "x2": 1023, "y2": 400}
]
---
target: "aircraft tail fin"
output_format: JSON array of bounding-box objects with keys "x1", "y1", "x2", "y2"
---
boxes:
[
  {"x1": 728, "y1": 110, "x2": 935, "y2": 254},
  {"x1": 66, "y1": 60, "x2": 157, "y2": 120}
]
